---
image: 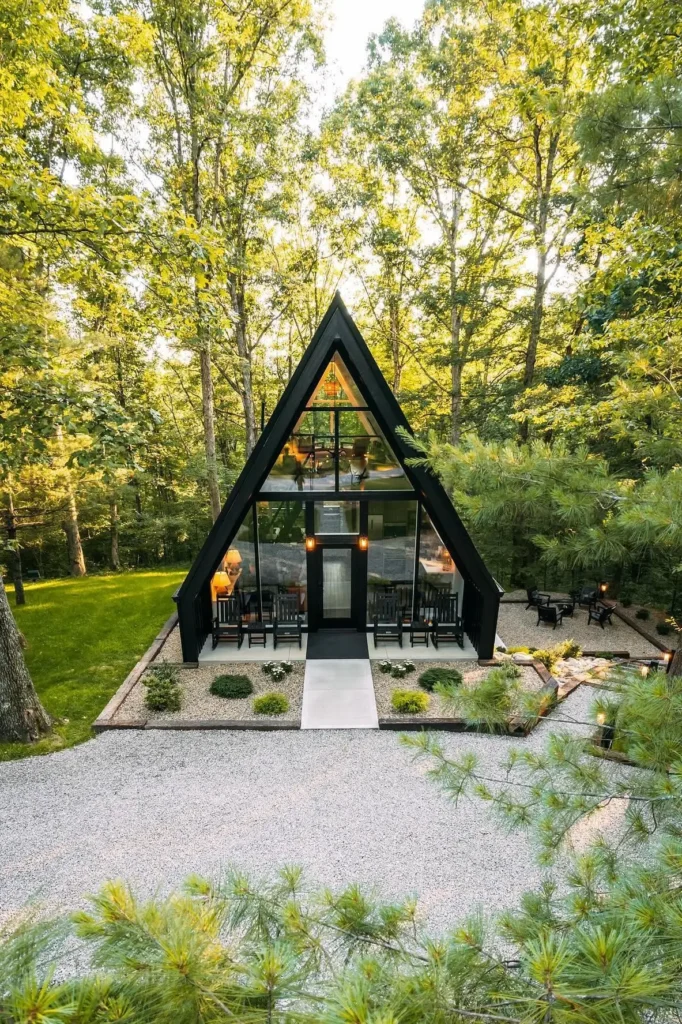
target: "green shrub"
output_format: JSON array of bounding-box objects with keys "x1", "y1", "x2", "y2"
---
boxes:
[
  {"x1": 262, "y1": 661, "x2": 293, "y2": 681},
  {"x1": 554, "y1": 638, "x2": 582, "y2": 660},
  {"x1": 391, "y1": 689, "x2": 429, "y2": 714},
  {"x1": 419, "y1": 667, "x2": 463, "y2": 692},
  {"x1": 506, "y1": 646, "x2": 533, "y2": 655},
  {"x1": 210, "y1": 674, "x2": 253, "y2": 699},
  {"x1": 635, "y1": 608, "x2": 650, "y2": 620},
  {"x1": 656, "y1": 622, "x2": 673, "y2": 636},
  {"x1": 532, "y1": 648, "x2": 556, "y2": 671},
  {"x1": 253, "y1": 692, "x2": 289, "y2": 715},
  {"x1": 144, "y1": 665, "x2": 181, "y2": 712},
  {"x1": 620, "y1": 597, "x2": 633, "y2": 608},
  {"x1": 455, "y1": 666, "x2": 518, "y2": 728}
]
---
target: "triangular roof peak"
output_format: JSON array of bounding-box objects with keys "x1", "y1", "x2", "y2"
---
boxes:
[{"x1": 175, "y1": 294, "x2": 501, "y2": 659}]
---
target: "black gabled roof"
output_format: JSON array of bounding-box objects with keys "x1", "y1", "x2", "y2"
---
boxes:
[{"x1": 176, "y1": 293, "x2": 500, "y2": 657}]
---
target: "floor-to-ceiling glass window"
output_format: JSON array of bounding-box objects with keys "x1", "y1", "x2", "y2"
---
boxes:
[
  {"x1": 366, "y1": 500, "x2": 417, "y2": 621},
  {"x1": 211, "y1": 508, "x2": 259, "y2": 622},
  {"x1": 416, "y1": 507, "x2": 463, "y2": 620},
  {"x1": 257, "y1": 501, "x2": 307, "y2": 622}
]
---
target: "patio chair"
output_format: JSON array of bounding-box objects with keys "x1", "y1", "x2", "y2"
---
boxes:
[
  {"x1": 573, "y1": 586, "x2": 598, "y2": 609},
  {"x1": 587, "y1": 604, "x2": 614, "y2": 629},
  {"x1": 551, "y1": 595, "x2": 576, "y2": 617},
  {"x1": 537, "y1": 604, "x2": 563, "y2": 629},
  {"x1": 212, "y1": 595, "x2": 243, "y2": 650},
  {"x1": 373, "y1": 595, "x2": 403, "y2": 647},
  {"x1": 526, "y1": 587, "x2": 551, "y2": 610},
  {"x1": 273, "y1": 593, "x2": 302, "y2": 649},
  {"x1": 431, "y1": 594, "x2": 464, "y2": 649}
]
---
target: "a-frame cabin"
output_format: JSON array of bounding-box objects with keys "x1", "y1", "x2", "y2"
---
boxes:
[{"x1": 176, "y1": 294, "x2": 501, "y2": 661}]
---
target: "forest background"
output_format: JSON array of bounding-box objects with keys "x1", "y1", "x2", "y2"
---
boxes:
[{"x1": 2, "y1": 0, "x2": 681, "y2": 612}]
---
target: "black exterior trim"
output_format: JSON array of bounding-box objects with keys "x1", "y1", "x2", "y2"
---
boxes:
[{"x1": 176, "y1": 293, "x2": 502, "y2": 660}]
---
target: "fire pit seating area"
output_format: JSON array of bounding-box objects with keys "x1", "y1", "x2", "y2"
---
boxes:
[{"x1": 525, "y1": 584, "x2": 616, "y2": 633}]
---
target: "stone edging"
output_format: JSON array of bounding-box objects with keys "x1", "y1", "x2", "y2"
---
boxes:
[{"x1": 93, "y1": 612, "x2": 178, "y2": 732}]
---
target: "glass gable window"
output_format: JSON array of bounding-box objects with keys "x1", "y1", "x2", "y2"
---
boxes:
[
  {"x1": 366, "y1": 500, "x2": 417, "y2": 622},
  {"x1": 257, "y1": 501, "x2": 307, "y2": 622},
  {"x1": 308, "y1": 353, "x2": 365, "y2": 408},
  {"x1": 260, "y1": 355, "x2": 414, "y2": 493}
]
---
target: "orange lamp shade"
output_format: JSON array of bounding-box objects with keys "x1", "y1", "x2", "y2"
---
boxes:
[
  {"x1": 305, "y1": 536, "x2": 316, "y2": 552},
  {"x1": 358, "y1": 535, "x2": 369, "y2": 551},
  {"x1": 225, "y1": 548, "x2": 242, "y2": 567}
]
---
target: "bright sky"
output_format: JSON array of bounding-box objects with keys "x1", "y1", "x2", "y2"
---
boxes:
[{"x1": 321, "y1": 0, "x2": 424, "y2": 101}]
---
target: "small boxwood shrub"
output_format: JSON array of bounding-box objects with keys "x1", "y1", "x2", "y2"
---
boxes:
[
  {"x1": 210, "y1": 674, "x2": 253, "y2": 699},
  {"x1": 144, "y1": 665, "x2": 181, "y2": 712},
  {"x1": 419, "y1": 667, "x2": 463, "y2": 692},
  {"x1": 635, "y1": 608, "x2": 650, "y2": 620},
  {"x1": 620, "y1": 597, "x2": 633, "y2": 608},
  {"x1": 391, "y1": 689, "x2": 429, "y2": 714},
  {"x1": 253, "y1": 692, "x2": 290, "y2": 715},
  {"x1": 656, "y1": 622, "x2": 673, "y2": 636}
]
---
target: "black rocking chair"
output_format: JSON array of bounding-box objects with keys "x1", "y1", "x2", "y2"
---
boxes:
[
  {"x1": 212, "y1": 595, "x2": 244, "y2": 649},
  {"x1": 588, "y1": 604, "x2": 614, "y2": 629},
  {"x1": 373, "y1": 595, "x2": 403, "y2": 647},
  {"x1": 431, "y1": 594, "x2": 464, "y2": 649},
  {"x1": 537, "y1": 604, "x2": 563, "y2": 629},
  {"x1": 273, "y1": 593, "x2": 303, "y2": 649},
  {"x1": 526, "y1": 587, "x2": 551, "y2": 610}
]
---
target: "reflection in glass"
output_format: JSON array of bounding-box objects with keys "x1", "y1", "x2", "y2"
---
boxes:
[
  {"x1": 257, "y1": 502, "x2": 307, "y2": 622},
  {"x1": 366, "y1": 501, "x2": 417, "y2": 621},
  {"x1": 212, "y1": 509, "x2": 259, "y2": 622},
  {"x1": 314, "y1": 501, "x2": 359, "y2": 534},
  {"x1": 417, "y1": 507, "x2": 460, "y2": 620},
  {"x1": 323, "y1": 548, "x2": 352, "y2": 618}
]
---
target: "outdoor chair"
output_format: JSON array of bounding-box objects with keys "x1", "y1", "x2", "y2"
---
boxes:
[
  {"x1": 273, "y1": 593, "x2": 303, "y2": 649},
  {"x1": 573, "y1": 586, "x2": 598, "y2": 609},
  {"x1": 212, "y1": 595, "x2": 243, "y2": 650},
  {"x1": 551, "y1": 595, "x2": 576, "y2": 617},
  {"x1": 526, "y1": 587, "x2": 551, "y2": 610},
  {"x1": 587, "y1": 604, "x2": 615, "y2": 629},
  {"x1": 430, "y1": 594, "x2": 464, "y2": 649},
  {"x1": 373, "y1": 595, "x2": 403, "y2": 647},
  {"x1": 537, "y1": 604, "x2": 563, "y2": 629}
]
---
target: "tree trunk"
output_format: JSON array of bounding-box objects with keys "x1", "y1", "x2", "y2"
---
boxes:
[
  {"x1": 6, "y1": 483, "x2": 25, "y2": 606},
  {"x1": 62, "y1": 484, "x2": 86, "y2": 576},
  {"x1": 231, "y1": 276, "x2": 257, "y2": 454},
  {"x1": 199, "y1": 334, "x2": 222, "y2": 522},
  {"x1": 447, "y1": 195, "x2": 462, "y2": 445},
  {"x1": 389, "y1": 294, "x2": 401, "y2": 394},
  {"x1": 110, "y1": 499, "x2": 120, "y2": 571},
  {"x1": 0, "y1": 578, "x2": 51, "y2": 742},
  {"x1": 669, "y1": 648, "x2": 682, "y2": 678}
]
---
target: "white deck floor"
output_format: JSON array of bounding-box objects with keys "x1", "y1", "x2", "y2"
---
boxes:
[{"x1": 199, "y1": 634, "x2": 308, "y2": 662}]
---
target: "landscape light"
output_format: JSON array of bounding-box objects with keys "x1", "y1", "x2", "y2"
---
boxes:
[
  {"x1": 305, "y1": 536, "x2": 316, "y2": 552},
  {"x1": 358, "y1": 535, "x2": 369, "y2": 551},
  {"x1": 599, "y1": 581, "x2": 608, "y2": 594}
]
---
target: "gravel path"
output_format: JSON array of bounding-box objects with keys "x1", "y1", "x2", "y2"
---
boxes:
[{"x1": 0, "y1": 687, "x2": 596, "y2": 935}]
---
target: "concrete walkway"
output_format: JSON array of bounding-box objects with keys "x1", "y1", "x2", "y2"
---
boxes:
[{"x1": 301, "y1": 659, "x2": 379, "y2": 729}]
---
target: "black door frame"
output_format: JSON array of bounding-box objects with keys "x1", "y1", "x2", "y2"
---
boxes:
[{"x1": 306, "y1": 501, "x2": 368, "y2": 631}]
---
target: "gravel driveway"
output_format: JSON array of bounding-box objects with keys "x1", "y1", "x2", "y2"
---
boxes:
[{"x1": 0, "y1": 687, "x2": 595, "y2": 935}]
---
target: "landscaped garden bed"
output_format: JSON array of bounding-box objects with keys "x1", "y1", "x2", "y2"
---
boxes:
[
  {"x1": 111, "y1": 659, "x2": 304, "y2": 727},
  {"x1": 371, "y1": 658, "x2": 554, "y2": 733}
]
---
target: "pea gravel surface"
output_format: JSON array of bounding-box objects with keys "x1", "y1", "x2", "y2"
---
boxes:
[{"x1": 0, "y1": 685, "x2": 596, "y2": 934}]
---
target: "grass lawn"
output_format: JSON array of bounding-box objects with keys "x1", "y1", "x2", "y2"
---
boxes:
[{"x1": 1, "y1": 569, "x2": 187, "y2": 762}]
